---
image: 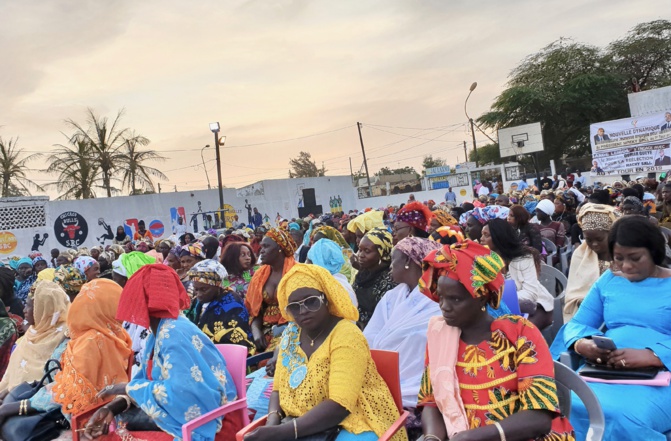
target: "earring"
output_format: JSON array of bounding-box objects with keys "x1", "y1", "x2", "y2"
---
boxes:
[
  {"x1": 481, "y1": 306, "x2": 486, "y2": 312},
  {"x1": 404, "y1": 265, "x2": 410, "y2": 269}
]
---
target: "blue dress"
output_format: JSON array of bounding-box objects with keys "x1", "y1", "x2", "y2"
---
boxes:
[{"x1": 550, "y1": 270, "x2": 671, "y2": 440}]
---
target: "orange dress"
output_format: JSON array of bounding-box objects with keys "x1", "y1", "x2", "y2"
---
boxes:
[{"x1": 419, "y1": 316, "x2": 575, "y2": 440}]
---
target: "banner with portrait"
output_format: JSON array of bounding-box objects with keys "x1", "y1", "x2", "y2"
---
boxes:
[{"x1": 590, "y1": 110, "x2": 671, "y2": 176}]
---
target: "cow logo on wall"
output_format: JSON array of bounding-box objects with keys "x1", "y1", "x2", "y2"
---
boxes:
[{"x1": 54, "y1": 211, "x2": 89, "y2": 248}]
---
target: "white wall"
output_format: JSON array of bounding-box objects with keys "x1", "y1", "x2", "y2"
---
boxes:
[
  {"x1": 0, "y1": 176, "x2": 356, "y2": 258},
  {"x1": 628, "y1": 86, "x2": 671, "y2": 117}
]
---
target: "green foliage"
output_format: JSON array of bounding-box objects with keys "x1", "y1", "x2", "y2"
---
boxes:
[
  {"x1": 45, "y1": 137, "x2": 98, "y2": 200},
  {"x1": 375, "y1": 166, "x2": 418, "y2": 176},
  {"x1": 468, "y1": 143, "x2": 502, "y2": 166},
  {"x1": 422, "y1": 155, "x2": 446, "y2": 171},
  {"x1": 0, "y1": 137, "x2": 43, "y2": 198},
  {"x1": 478, "y1": 20, "x2": 671, "y2": 163},
  {"x1": 289, "y1": 151, "x2": 326, "y2": 178}
]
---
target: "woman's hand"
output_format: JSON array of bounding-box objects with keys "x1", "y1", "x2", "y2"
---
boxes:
[
  {"x1": 265, "y1": 356, "x2": 277, "y2": 377},
  {"x1": 575, "y1": 339, "x2": 611, "y2": 363},
  {"x1": 96, "y1": 382, "x2": 128, "y2": 400},
  {"x1": 82, "y1": 407, "x2": 114, "y2": 440},
  {"x1": 253, "y1": 332, "x2": 267, "y2": 352},
  {"x1": 607, "y1": 349, "x2": 663, "y2": 369},
  {"x1": 244, "y1": 424, "x2": 291, "y2": 441}
]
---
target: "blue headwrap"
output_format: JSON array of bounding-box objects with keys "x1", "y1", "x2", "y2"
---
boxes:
[
  {"x1": 524, "y1": 200, "x2": 538, "y2": 215},
  {"x1": 288, "y1": 222, "x2": 301, "y2": 231},
  {"x1": 15, "y1": 257, "x2": 33, "y2": 269},
  {"x1": 306, "y1": 239, "x2": 345, "y2": 275},
  {"x1": 32, "y1": 256, "x2": 46, "y2": 265}
]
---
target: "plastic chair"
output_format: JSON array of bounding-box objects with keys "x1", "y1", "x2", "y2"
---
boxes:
[
  {"x1": 246, "y1": 351, "x2": 273, "y2": 368},
  {"x1": 553, "y1": 360, "x2": 605, "y2": 441},
  {"x1": 501, "y1": 279, "x2": 521, "y2": 315},
  {"x1": 539, "y1": 264, "x2": 568, "y2": 298},
  {"x1": 182, "y1": 344, "x2": 251, "y2": 441},
  {"x1": 235, "y1": 349, "x2": 408, "y2": 441},
  {"x1": 541, "y1": 238, "x2": 558, "y2": 266},
  {"x1": 559, "y1": 244, "x2": 573, "y2": 276}
]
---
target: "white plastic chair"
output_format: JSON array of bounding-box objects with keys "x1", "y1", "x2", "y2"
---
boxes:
[
  {"x1": 554, "y1": 360, "x2": 605, "y2": 441},
  {"x1": 541, "y1": 238, "x2": 558, "y2": 266}
]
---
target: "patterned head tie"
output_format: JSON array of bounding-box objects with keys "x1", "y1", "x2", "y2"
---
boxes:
[{"x1": 577, "y1": 203, "x2": 620, "y2": 232}]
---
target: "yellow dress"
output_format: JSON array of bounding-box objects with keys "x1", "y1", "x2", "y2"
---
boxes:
[{"x1": 274, "y1": 320, "x2": 407, "y2": 441}]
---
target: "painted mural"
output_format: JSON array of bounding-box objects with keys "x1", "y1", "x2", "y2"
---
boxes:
[{"x1": 54, "y1": 211, "x2": 88, "y2": 248}]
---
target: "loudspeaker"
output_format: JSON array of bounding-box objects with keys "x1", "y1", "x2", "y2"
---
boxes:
[
  {"x1": 302, "y1": 188, "x2": 316, "y2": 207},
  {"x1": 298, "y1": 206, "x2": 322, "y2": 218}
]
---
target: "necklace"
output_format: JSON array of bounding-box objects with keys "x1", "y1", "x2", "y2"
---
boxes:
[{"x1": 305, "y1": 327, "x2": 327, "y2": 347}]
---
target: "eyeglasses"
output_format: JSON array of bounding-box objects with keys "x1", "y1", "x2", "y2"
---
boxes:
[{"x1": 285, "y1": 295, "x2": 325, "y2": 316}]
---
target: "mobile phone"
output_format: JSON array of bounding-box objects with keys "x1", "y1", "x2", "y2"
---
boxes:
[
  {"x1": 661, "y1": 172, "x2": 668, "y2": 180},
  {"x1": 592, "y1": 336, "x2": 617, "y2": 351}
]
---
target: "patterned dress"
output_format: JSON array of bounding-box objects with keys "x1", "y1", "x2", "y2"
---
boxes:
[
  {"x1": 222, "y1": 267, "x2": 257, "y2": 300},
  {"x1": 196, "y1": 292, "x2": 255, "y2": 352},
  {"x1": 419, "y1": 316, "x2": 575, "y2": 440}
]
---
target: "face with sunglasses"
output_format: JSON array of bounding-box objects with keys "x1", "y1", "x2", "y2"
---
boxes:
[
  {"x1": 285, "y1": 287, "x2": 331, "y2": 333},
  {"x1": 391, "y1": 221, "x2": 413, "y2": 245}
]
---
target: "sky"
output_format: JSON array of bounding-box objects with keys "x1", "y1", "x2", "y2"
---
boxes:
[{"x1": 0, "y1": 0, "x2": 666, "y2": 197}]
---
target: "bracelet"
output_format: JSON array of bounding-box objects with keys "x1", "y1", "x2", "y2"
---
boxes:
[
  {"x1": 293, "y1": 418, "x2": 298, "y2": 439},
  {"x1": 18, "y1": 399, "x2": 28, "y2": 416},
  {"x1": 573, "y1": 338, "x2": 586, "y2": 356},
  {"x1": 118, "y1": 395, "x2": 132, "y2": 412},
  {"x1": 268, "y1": 410, "x2": 283, "y2": 420},
  {"x1": 423, "y1": 435, "x2": 442, "y2": 441},
  {"x1": 494, "y1": 421, "x2": 507, "y2": 441}
]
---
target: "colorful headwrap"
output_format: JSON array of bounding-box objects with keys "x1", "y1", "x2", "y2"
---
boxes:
[
  {"x1": 266, "y1": 228, "x2": 297, "y2": 257},
  {"x1": 311, "y1": 226, "x2": 349, "y2": 249},
  {"x1": 430, "y1": 226, "x2": 465, "y2": 246},
  {"x1": 32, "y1": 256, "x2": 47, "y2": 266},
  {"x1": 28, "y1": 251, "x2": 42, "y2": 260},
  {"x1": 73, "y1": 256, "x2": 96, "y2": 277},
  {"x1": 188, "y1": 259, "x2": 228, "y2": 288},
  {"x1": 346, "y1": 210, "x2": 384, "y2": 234},
  {"x1": 288, "y1": 222, "x2": 301, "y2": 231},
  {"x1": 307, "y1": 239, "x2": 345, "y2": 275},
  {"x1": 53, "y1": 265, "x2": 86, "y2": 299},
  {"x1": 394, "y1": 237, "x2": 441, "y2": 267},
  {"x1": 432, "y1": 209, "x2": 458, "y2": 227},
  {"x1": 178, "y1": 242, "x2": 205, "y2": 259},
  {"x1": 363, "y1": 227, "x2": 394, "y2": 262},
  {"x1": 277, "y1": 264, "x2": 358, "y2": 321},
  {"x1": 419, "y1": 241, "x2": 505, "y2": 309},
  {"x1": 116, "y1": 264, "x2": 191, "y2": 329},
  {"x1": 37, "y1": 268, "x2": 56, "y2": 282},
  {"x1": 120, "y1": 251, "x2": 157, "y2": 279},
  {"x1": 15, "y1": 257, "x2": 33, "y2": 269},
  {"x1": 577, "y1": 203, "x2": 620, "y2": 231},
  {"x1": 395, "y1": 201, "x2": 433, "y2": 232},
  {"x1": 108, "y1": 244, "x2": 125, "y2": 259}
]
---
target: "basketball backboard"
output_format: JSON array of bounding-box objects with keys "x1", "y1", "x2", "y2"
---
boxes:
[{"x1": 497, "y1": 122, "x2": 544, "y2": 158}]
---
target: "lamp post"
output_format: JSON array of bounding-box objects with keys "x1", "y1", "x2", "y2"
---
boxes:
[
  {"x1": 209, "y1": 122, "x2": 225, "y2": 226},
  {"x1": 464, "y1": 82, "x2": 479, "y2": 167},
  {"x1": 200, "y1": 144, "x2": 211, "y2": 189}
]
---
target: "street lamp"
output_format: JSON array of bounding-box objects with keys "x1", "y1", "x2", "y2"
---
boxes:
[
  {"x1": 200, "y1": 144, "x2": 211, "y2": 189},
  {"x1": 209, "y1": 122, "x2": 225, "y2": 227},
  {"x1": 464, "y1": 82, "x2": 479, "y2": 167}
]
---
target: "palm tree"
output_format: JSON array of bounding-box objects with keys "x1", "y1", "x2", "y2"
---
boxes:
[
  {"x1": 0, "y1": 136, "x2": 43, "y2": 197},
  {"x1": 65, "y1": 108, "x2": 131, "y2": 197},
  {"x1": 119, "y1": 133, "x2": 167, "y2": 195},
  {"x1": 45, "y1": 137, "x2": 99, "y2": 200}
]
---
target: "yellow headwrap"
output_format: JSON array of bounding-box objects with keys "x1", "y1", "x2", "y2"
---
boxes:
[
  {"x1": 347, "y1": 210, "x2": 384, "y2": 234},
  {"x1": 277, "y1": 264, "x2": 359, "y2": 322}
]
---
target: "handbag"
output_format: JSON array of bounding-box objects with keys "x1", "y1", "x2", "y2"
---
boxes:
[
  {"x1": 579, "y1": 362, "x2": 660, "y2": 381},
  {"x1": 1, "y1": 359, "x2": 70, "y2": 441},
  {"x1": 282, "y1": 417, "x2": 340, "y2": 441}
]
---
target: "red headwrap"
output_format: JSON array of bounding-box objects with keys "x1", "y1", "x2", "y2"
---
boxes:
[
  {"x1": 418, "y1": 240, "x2": 505, "y2": 308},
  {"x1": 395, "y1": 201, "x2": 433, "y2": 232},
  {"x1": 116, "y1": 264, "x2": 190, "y2": 328}
]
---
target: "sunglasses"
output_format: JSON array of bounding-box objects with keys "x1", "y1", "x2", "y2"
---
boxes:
[{"x1": 285, "y1": 295, "x2": 325, "y2": 316}]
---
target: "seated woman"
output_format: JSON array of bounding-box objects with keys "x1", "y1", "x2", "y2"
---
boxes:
[
  {"x1": 307, "y1": 238, "x2": 358, "y2": 307},
  {"x1": 243, "y1": 264, "x2": 407, "y2": 441},
  {"x1": 507, "y1": 205, "x2": 543, "y2": 253},
  {"x1": 535, "y1": 199, "x2": 566, "y2": 247},
  {"x1": 550, "y1": 216, "x2": 671, "y2": 440},
  {"x1": 481, "y1": 219, "x2": 555, "y2": 329},
  {"x1": 220, "y1": 241, "x2": 258, "y2": 300},
  {"x1": 352, "y1": 227, "x2": 397, "y2": 328},
  {"x1": 74, "y1": 255, "x2": 101, "y2": 282},
  {"x1": 418, "y1": 241, "x2": 575, "y2": 441},
  {"x1": 179, "y1": 243, "x2": 207, "y2": 323},
  {"x1": 246, "y1": 228, "x2": 297, "y2": 352},
  {"x1": 429, "y1": 226, "x2": 464, "y2": 246},
  {"x1": 364, "y1": 237, "x2": 441, "y2": 438},
  {"x1": 311, "y1": 225, "x2": 356, "y2": 283},
  {"x1": 0, "y1": 300, "x2": 18, "y2": 381},
  {"x1": 83, "y1": 264, "x2": 240, "y2": 441},
  {"x1": 0, "y1": 279, "x2": 132, "y2": 426},
  {"x1": 392, "y1": 201, "x2": 432, "y2": 244},
  {"x1": 53, "y1": 264, "x2": 86, "y2": 302},
  {"x1": 428, "y1": 209, "x2": 459, "y2": 236},
  {"x1": 188, "y1": 259, "x2": 256, "y2": 351},
  {"x1": 460, "y1": 206, "x2": 509, "y2": 243},
  {"x1": 13, "y1": 257, "x2": 36, "y2": 305},
  {"x1": 0, "y1": 280, "x2": 69, "y2": 399},
  {"x1": 563, "y1": 203, "x2": 618, "y2": 321}
]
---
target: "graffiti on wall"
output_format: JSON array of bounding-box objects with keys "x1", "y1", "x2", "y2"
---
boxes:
[
  {"x1": 0, "y1": 232, "x2": 18, "y2": 254},
  {"x1": 54, "y1": 211, "x2": 88, "y2": 248},
  {"x1": 96, "y1": 218, "x2": 115, "y2": 245},
  {"x1": 31, "y1": 233, "x2": 48, "y2": 251}
]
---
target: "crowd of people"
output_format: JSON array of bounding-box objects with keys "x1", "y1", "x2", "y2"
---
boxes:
[{"x1": 0, "y1": 171, "x2": 669, "y2": 440}]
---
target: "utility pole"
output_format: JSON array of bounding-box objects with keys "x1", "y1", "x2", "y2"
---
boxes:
[
  {"x1": 463, "y1": 141, "x2": 468, "y2": 165},
  {"x1": 158, "y1": 183, "x2": 161, "y2": 194},
  {"x1": 469, "y1": 119, "x2": 479, "y2": 167},
  {"x1": 349, "y1": 157, "x2": 353, "y2": 184},
  {"x1": 357, "y1": 122, "x2": 373, "y2": 197}
]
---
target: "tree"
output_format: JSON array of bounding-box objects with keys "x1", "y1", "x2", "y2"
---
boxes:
[
  {"x1": 45, "y1": 137, "x2": 98, "y2": 200},
  {"x1": 375, "y1": 166, "x2": 418, "y2": 176},
  {"x1": 288, "y1": 151, "x2": 326, "y2": 178},
  {"x1": 118, "y1": 133, "x2": 167, "y2": 195},
  {"x1": 468, "y1": 143, "x2": 502, "y2": 166},
  {"x1": 65, "y1": 108, "x2": 144, "y2": 197},
  {"x1": 0, "y1": 137, "x2": 43, "y2": 197},
  {"x1": 422, "y1": 155, "x2": 446, "y2": 170}
]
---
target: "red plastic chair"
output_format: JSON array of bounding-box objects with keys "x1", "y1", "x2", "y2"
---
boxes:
[
  {"x1": 235, "y1": 349, "x2": 408, "y2": 441},
  {"x1": 182, "y1": 344, "x2": 251, "y2": 440}
]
